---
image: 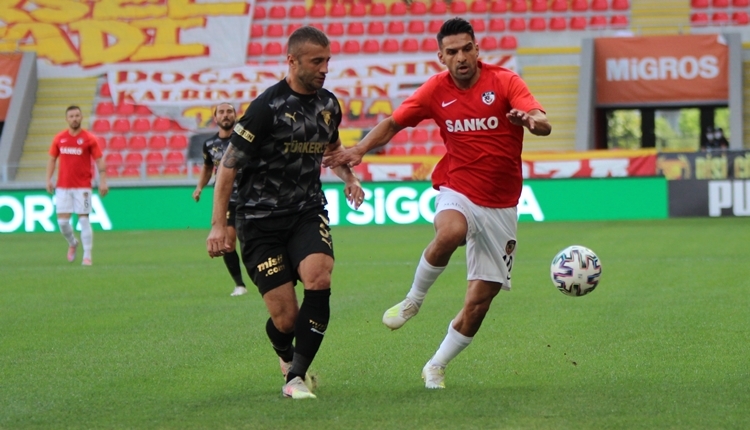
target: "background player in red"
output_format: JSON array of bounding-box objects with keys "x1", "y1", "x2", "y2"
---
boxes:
[
  {"x1": 46, "y1": 105, "x2": 109, "y2": 266},
  {"x1": 323, "y1": 18, "x2": 551, "y2": 389}
]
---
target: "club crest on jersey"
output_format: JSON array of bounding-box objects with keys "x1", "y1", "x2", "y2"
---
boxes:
[
  {"x1": 321, "y1": 110, "x2": 332, "y2": 125},
  {"x1": 77, "y1": 138, "x2": 84, "y2": 145},
  {"x1": 505, "y1": 240, "x2": 516, "y2": 255},
  {"x1": 482, "y1": 91, "x2": 495, "y2": 105}
]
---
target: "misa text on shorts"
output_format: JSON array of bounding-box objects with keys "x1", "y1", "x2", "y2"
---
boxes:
[{"x1": 708, "y1": 180, "x2": 750, "y2": 217}]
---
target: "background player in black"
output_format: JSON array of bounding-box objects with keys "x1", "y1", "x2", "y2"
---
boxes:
[
  {"x1": 206, "y1": 26, "x2": 364, "y2": 400},
  {"x1": 193, "y1": 103, "x2": 247, "y2": 297}
]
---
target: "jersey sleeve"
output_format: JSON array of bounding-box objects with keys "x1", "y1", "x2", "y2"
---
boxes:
[
  {"x1": 392, "y1": 78, "x2": 434, "y2": 128},
  {"x1": 330, "y1": 93, "x2": 343, "y2": 144},
  {"x1": 230, "y1": 99, "x2": 273, "y2": 154},
  {"x1": 49, "y1": 135, "x2": 60, "y2": 157},
  {"x1": 201, "y1": 140, "x2": 213, "y2": 166},
  {"x1": 89, "y1": 133, "x2": 103, "y2": 159},
  {"x1": 506, "y1": 74, "x2": 545, "y2": 114}
]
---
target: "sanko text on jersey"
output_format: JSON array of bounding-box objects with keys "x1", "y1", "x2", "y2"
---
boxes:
[{"x1": 444, "y1": 116, "x2": 500, "y2": 133}]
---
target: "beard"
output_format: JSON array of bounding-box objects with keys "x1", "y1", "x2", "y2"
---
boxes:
[{"x1": 218, "y1": 120, "x2": 234, "y2": 131}]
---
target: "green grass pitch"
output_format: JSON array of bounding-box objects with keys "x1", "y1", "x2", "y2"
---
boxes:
[{"x1": 1, "y1": 218, "x2": 749, "y2": 429}]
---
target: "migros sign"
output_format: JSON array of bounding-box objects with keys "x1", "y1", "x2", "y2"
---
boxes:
[{"x1": 595, "y1": 35, "x2": 728, "y2": 106}]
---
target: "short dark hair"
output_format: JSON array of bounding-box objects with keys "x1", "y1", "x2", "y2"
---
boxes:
[
  {"x1": 288, "y1": 26, "x2": 330, "y2": 56},
  {"x1": 65, "y1": 105, "x2": 81, "y2": 114},
  {"x1": 437, "y1": 18, "x2": 475, "y2": 48}
]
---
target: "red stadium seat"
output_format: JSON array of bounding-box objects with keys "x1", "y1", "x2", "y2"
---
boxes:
[
  {"x1": 732, "y1": 11, "x2": 749, "y2": 25},
  {"x1": 269, "y1": 5, "x2": 285, "y2": 19},
  {"x1": 370, "y1": 3, "x2": 387, "y2": 16},
  {"x1": 148, "y1": 135, "x2": 167, "y2": 150},
  {"x1": 289, "y1": 5, "x2": 306, "y2": 18},
  {"x1": 106, "y1": 165, "x2": 120, "y2": 177},
  {"x1": 499, "y1": 35, "x2": 518, "y2": 50},
  {"x1": 105, "y1": 152, "x2": 123, "y2": 167},
  {"x1": 286, "y1": 23, "x2": 302, "y2": 37},
  {"x1": 450, "y1": 0, "x2": 467, "y2": 13},
  {"x1": 691, "y1": 0, "x2": 709, "y2": 6},
  {"x1": 489, "y1": 18, "x2": 506, "y2": 32},
  {"x1": 132, "y1": 118, "x2": 150, "y2": 133},
  {"x1": 591, "y1": 0, "x2": 609, "y2": 10},
  {"x1": 108, "y1": 136, "x2": 127, "y2": 151},
  {"x1": 128, "y1": 135, "x2": 147, "y2": 151},
  {"x1": 392, "y1": 130, "x2": 409, "y2": 145},
  {"x1": 165, "y1": 151, "x2": 186, "y2": 166},
  {"x1": 411, "y1": 128, "x2": 429, "y2": 144},
  {"x1": 590, "y1": 15, "x2": 607, "y2": 29},
  {"x1": 388, "y1": 146, "x2": 407, "y2": 155},
  {"x1": 430, "y1": 145, "x2": 447, "y2": 156},
  {"x1": 309, "y1": 4, "x2": 326, "y2": 17},
  {"x1": 92, "y1": 118, "x2": 111, "y2": 133},
  {"x1": 429, "y1": 1, "x2": 447, "y2": 14},
  {"x1": 309, "y1": 22, "x2": 324, "y2": 31},
  {"x1": 572, "y1": 0, "x2": 589, "y2": 11},
  {"x1": 410, "y1": 145, "x2": 427, "y2": 155},
  {"x1": 116, "y1": 103, "x2": 134, "y2": 116},
  {"x1": 612, "y1": 0, "x2": 629, "y2": 10},
  {"x1": 330, "y1": 3, "x2": 346, "y2": 17},
  {"x1": 531, "y1": 0, "x2": 548, "y2": 12},
  {"x1": 402, "y1": 38, "x2": 419, "y2": 52},
  {"x1": 253, "y1": 5, "x2": 266, "y2": 19},
  {"x1": 134, "y1": 105, "x2": 151, "y2": 115},
  {"x1": 430, "y1": 128, "x2": 442, "y2": 143},
  {"x1": 363, "y1": 39, "x2": 380, "y2": 53},
  {"x1": 247, "y1": 42, "x2": 262, "y2": 57},
  {"x1": 511, "y1": 0, "x2": 527, "y2": 13},
  {"x1": 388, "y1": 21, "x2": 405, "y2": 34},
  {"x1": 470, "y1": 18, "x2": 486, "y2": 32},
  {"x1": 121, "y1": 166, "x2": 140, "y2": 177},
  {"x1": 570, "y1": 16, "x2": 587, "y2": 30},
  {"x1": 343, "y1": 40, "x2": 361, "y2": 54},
  {"x1": 429, "y1": 19, "x2": 443, "y2": 33},
  {"x1": 551, "y1": 0, "x2": 568, "y2": 11},
  {"x1": 470, "y1": 0, "x2": 488, "y2": 13},
  {"x1": 327, "y1": 22, "x2": 344, "y2": 36},
  {"x1": 509, "y1": 17, "x2": 526, "y2": 31},
  {"x1": 347, "y1": 22, "x2": 365, "y2": 36},
  {"x1": 146, "y1": 151, "x2": 164, "y2": 166},
  {"x1": 250, "y1": 24, "x2": 263, "y2": 38},
  {"x1": 112, "y1": 118, "x2": 130, "y2": 133},
  {"x1": 712, "y1": 0, "x2": 729, "y2": 6},
  {"x1": 382, "y1": 39, "x2": 400, "y2": 53},
  {"x1": 367, "y1": 21, "x2": 385, "y2": 35},
  {"x1": 421, "y1": 37, "x2": 439, "y2": 52},
  {"x1": 410, "y1": 1, "x2": 428, "y2": 14},
  {"x1": 480, "y1": 36, "x2": 498, "y2": 50},
  {"x1": 95, "y1": 136, "x2": 106, "y2": 150},
  {"x1": 733, "y1": 0, "x2": 749, "y2": 6},
  {"x1": 163, "y1": 165, "x2": 183, "y2": 175},
  {"x1": 391, "y1": 1, "x2": 408, "y2": 15},
  {"x1": 264, "y1": 42, "x2": 283, "y2": 56},
  {"x1": 99, "y1": 82, "x2": 111, "y2": 97},
  {"x1": 168, "y1": 134, "x2": 188, "y2": 150},
  {"x1": 152, "y1": 118, "x2": 171, "y2": 133},
  {"x1": 350, "y1": 3, "x2": 366, "y2": 16},
  {"x1": 530, "y1": 17, "x2": 547, "y2": 31},
  {"x1": 408, "y1": 20, "x2": 426, "y2": 34},
  {"x1": 146, "y1": 165, "x2": 161, "y2": 176},
  {"x1": 266, "y1": 24, "x2": 284, "y2": 38},
  {"x1": 550, "y1": 17, "x2": 567, "y2": 30},
  {"x1": 712, "y1": 12, "x2": 730, "y2": 25},
  {"x1": 691, "y1": 12, "x2": 709, "y2": 25},
  {"x1": 124, "y1": 152, "x2": 143, "y2": 168},
  {"x1": 95, "y1": 101, "x2": 114, "y2": 116},
  {"x1": 610, "y1": 15, "x2": 629, "y2": 28},
  {"x1": 490, "y1": 0, "x2": 507, "y2": 13},
  {"x1": 330, "y1": 40, "x2": 341, "y2": 55}
]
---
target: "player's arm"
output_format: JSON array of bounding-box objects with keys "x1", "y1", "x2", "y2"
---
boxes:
[
  {"x1": 326, "y1": 139, "x2": 365, "y2": 209},
  {"x1": 193, "y1": 148, "x2": 214, "y2": 202},
  {"x1": 45, "y1": 156, "x2": 57, "y2": 194},
  {"x1": 206, "y1": 144, "x2": 246, "y2": 258},
  {"x1": 94, "y1": 156, "x2": 109, "y2": 197},
  {"x1": 322, "y1": 117, "x2": 405, "y2": 169},
  {"x1": 507, "y1": 108, "x2": 551, "y2": 136}
]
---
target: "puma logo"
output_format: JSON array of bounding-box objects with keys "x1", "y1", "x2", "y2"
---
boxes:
[{"x1": 284, "y1": 112, "x2": 297, "y2": 122}]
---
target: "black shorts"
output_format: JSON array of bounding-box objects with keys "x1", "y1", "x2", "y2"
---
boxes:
[
  {"x1": 236, "y1": 206, "x2": 334, "y2": 295},
  {"x1": 226, "y1": 202, "x2": 238, "y2": 228}
]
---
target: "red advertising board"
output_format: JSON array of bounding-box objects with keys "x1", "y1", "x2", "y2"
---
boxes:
[{"x1": 0, "y1": 53, "x2": 22, "y2": 121}]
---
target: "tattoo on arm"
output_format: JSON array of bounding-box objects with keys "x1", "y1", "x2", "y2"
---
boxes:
[{"x1": 222, "y1": 144, "x2": 249, "y2": 169}]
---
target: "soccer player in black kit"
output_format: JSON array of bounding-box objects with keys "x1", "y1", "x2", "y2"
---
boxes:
[
  {"x1": 206, "y1": 26, "x2": 364, "y2": 399},
  {"x1": 193, "y1": 103, "x2": 247, "y2": 297}
]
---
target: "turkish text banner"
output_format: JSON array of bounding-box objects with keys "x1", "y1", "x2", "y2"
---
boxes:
[{"x1": 0, "y1": 53, "x2": 22, "y2": 120}]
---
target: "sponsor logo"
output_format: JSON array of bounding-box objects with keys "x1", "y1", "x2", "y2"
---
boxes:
[
  {"x1": 605, "y1": 55, "x2": 720, "y2": 82},
  {"x1": 283, "y1": 141, "x2": 327, "y2": 154},
  {"x1": 505, "y1": 240, "x2": 516, "y2": 255},
  {"x1": 284, "y1": 111, "x2": 297, "y2": 122},
  {"x1": 482, "y1": 91, "x2": 495, "y2": 105},
  {"x1": 257, "y1": 254, "x2": 286, "y2": 277},
  {"x1": 441, "y1": 99, "x2": 457, "y2": 107},
  {"x1": 709, "y1": 180, "x2": 750, "y2": 217},
  {"x1": 233, "y1": 123, "x2": 255, "y2": 143},
  {"x1": 60, "y1": 147, "x2": 83, "y2": 155},
  {"x1": 445, "y1": 116, "x2": 499, "y2": 132},
  {"x1": 321, "y1": 110, "x2": 332, "y2": 125},
  {"x1": 0, "y1": 194, "x2": 111, "y2": 233}
]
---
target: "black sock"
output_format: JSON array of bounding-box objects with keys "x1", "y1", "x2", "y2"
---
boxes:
[
  {"x1": 265, "y1": 318, "x2": 294, "y2": 363},
  {"x1": 223, "y1": 250, "x2": 245, "y2": 286},
  {"x1": 288, "y1": 289, "x2": 330, "y2": 382}
]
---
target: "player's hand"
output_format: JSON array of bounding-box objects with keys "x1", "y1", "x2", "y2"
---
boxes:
[
  {"x1": 98, "y1": 180, "x2": 109, "y2": 198},
  {"x1": 507, "y1": 109, "x2": 536, "y2": 131},
  {"x1": 322, "y1": 147, "x2": 363, "y2": 169},
  {"x1": 192, "y1": 188, "x2": 201, "y2": 202},
  {"x1": 207, "y1": 225, "x2": 231, "y2": 258},
  {"x1": 345, "y1": 178, "x2": 365, "y2": 210},
  {"x1": 46, "y1": 181, "x2": 54, "y2": 194}
]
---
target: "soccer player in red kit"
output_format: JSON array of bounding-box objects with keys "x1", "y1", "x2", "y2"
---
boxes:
[
  {"x1": 323, "y1": 18, "x2": 551, "y2": 389},
  {"x1": 46, "y1": 106, "x2": 109, "y2": 266}
]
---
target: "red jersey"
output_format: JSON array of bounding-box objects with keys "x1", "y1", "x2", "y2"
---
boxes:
[
  {"x1": 393, "y1": 62, "x2": 544, "y2": 208},
  {"x1": 49, "y1": 129, "x2": 102, "y2": 188}
]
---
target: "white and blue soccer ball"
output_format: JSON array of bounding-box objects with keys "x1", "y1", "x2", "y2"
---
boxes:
[{"x1": 550, "y1": 245, "x2": 602, "y2": 297}]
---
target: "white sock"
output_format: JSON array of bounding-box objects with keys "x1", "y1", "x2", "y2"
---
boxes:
[
  {"x1": 79, "y1": 217, "x2": 93, "y2": 260},
  {"x1": 57, "y1": 218, "x2": 77, "y2": 246},
  {"x1": 431, "y1": 320, "x2": 473, "y2": 367},
  {"x1": 406, "y1": 252, "x2": 446, "y2": 306}
]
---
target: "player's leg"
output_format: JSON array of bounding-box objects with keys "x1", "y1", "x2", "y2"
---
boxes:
[
  {"x1": 55, "y1": 188, "x2": 78, "y2": 261},
  {"x1": 75, "y1": 189, "x2": 94, "y2": 265},
  {"x1": 224, "y1": 210, "x2": 247, "y2": 296},
  {"x1": 383, "y1": 189, "x2": 470, "y2": 329}
]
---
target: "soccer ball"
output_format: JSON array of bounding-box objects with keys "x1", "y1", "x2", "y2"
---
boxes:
[{"x1": 550, "y1": 245, "x2": 602, "y2": 297}]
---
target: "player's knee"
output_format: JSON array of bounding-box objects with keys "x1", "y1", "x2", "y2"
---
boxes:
[
  {"x1": 270, "y1": 313, "x2": 296, "y2": 333},
  {"x1": 304, "y1": 271, "x2": 331, "y2": 291},
  {"x1": 433, "y1": 227, "x2": 466, "y2": 252}
]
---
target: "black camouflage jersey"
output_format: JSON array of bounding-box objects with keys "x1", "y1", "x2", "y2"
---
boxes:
[
  {"x1": 202, "y1": 133, "x2": 240, "y2": 203},
  {"x1": 230, "y1": 78, "x2": 342, "y2": 219}
]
